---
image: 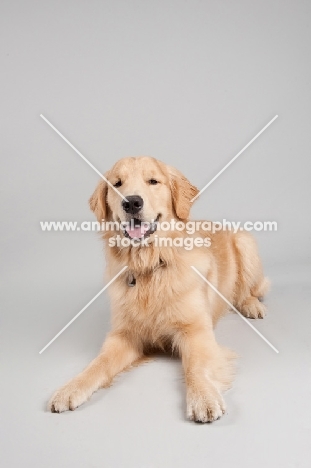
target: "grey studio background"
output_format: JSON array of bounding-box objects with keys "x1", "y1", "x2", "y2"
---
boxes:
[{"x1": 1, "y1": 1, "x2": 311, "y2": 467}]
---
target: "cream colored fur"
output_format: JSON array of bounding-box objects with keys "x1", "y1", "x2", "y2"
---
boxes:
[{"x1": 49, "y1": 156, "x2": 269, "y2": 422}]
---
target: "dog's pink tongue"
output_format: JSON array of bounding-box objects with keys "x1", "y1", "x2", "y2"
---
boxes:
[{"x1": 126, "y1": 224, "x2": 149, "y2": 239}]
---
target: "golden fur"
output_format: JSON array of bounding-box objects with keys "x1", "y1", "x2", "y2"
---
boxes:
[{"x1": 49, "y1": 156, "x2": 269, "y2": 422}]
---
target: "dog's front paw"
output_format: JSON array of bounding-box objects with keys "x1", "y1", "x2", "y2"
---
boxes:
[
  {"x1": 187, "y1": 383, "x2": 226, "y2": 423},
  {"x1": 48, "y1": 380, "x2": 89, "y2": 413},
  {"x1": 240, "y1": 297, "x2": 266, "y2": 319}
]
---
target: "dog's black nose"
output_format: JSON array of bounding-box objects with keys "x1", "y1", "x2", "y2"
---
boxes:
[{"x1": 122, "y1": 195, "x2": 144, "y2": 214}]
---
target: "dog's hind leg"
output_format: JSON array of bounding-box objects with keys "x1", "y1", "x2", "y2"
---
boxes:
[{"x1": 233, "y1": 231, "x2": 270, "y2": 319}]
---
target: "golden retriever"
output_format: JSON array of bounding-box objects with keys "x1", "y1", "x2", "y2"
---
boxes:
[{"x1": 49, "y1": 156, "x2": 269, "y2": 422}]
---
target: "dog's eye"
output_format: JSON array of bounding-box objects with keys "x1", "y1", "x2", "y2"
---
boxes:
[
  {"x1": 148, "y1": 179, "x2": 158, "y2": 185},
  {"x1": 114, "y1": 180, "x2": 122, "y2": 187}
]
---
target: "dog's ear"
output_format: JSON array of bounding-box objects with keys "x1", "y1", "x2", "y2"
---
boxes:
[
  {"x1": 89, "y1": 177, "x2": 109, "y2": 222},
  {"x1": 168, "y1": 166, "x2": 199, "y2": 220}
]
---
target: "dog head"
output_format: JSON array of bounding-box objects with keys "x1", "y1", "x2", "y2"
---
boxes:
[{"x1": 89, "y1": 156, "x2": 199, "y2": 241}]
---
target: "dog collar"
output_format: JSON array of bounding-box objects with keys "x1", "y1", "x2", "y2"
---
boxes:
[{"x1": 127, "y1": 258, "x2": 165, "y2": 287}]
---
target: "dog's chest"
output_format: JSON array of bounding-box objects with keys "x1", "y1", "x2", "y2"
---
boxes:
[
  {"x1": 124, "y1": 266, "x2": 174, "y2": 311},
  {"x1": 110, "y1": 264, "x2": 195, "y2": 333}
]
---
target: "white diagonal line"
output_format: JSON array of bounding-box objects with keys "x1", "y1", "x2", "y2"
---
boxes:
[
  {"x1": 39, "y1": 266, "x2": 128, "y2": 354},
  {"x1": 191, "y1": 266, "x2": 279, "y2": 354},
  {"x1": 191, "y1": 115, "x2": 278, "y2": 202},
  {"x1": 40, "y1": 114, "x2": 128, "y2": 201}
]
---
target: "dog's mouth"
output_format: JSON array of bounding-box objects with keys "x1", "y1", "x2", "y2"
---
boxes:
[{"x1": 122, "y1": 214, "x2": 160, "y2": 240}]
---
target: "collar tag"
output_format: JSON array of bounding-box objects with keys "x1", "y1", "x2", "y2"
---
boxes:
[
  {"x1": 127, "y1": 259, "x2": 164, "y2": 287},
  {"x1": 128, "y1": 273, "x2": 136, "y2": 287}
]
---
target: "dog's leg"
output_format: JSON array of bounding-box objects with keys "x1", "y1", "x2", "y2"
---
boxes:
[
  {"x1": 234, "y1": 231, "x2": 270, "y2": 319},
  {"x1": 48, "y1": 332, "x2": 142, "y2": 413},
  {"x1": 176, "y1": 326, "x2": 235, "y2": 423}
]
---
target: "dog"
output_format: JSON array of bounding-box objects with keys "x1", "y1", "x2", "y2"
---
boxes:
[{"x1": 49, "y1": 156, "x2": 269, "y2": 422}]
